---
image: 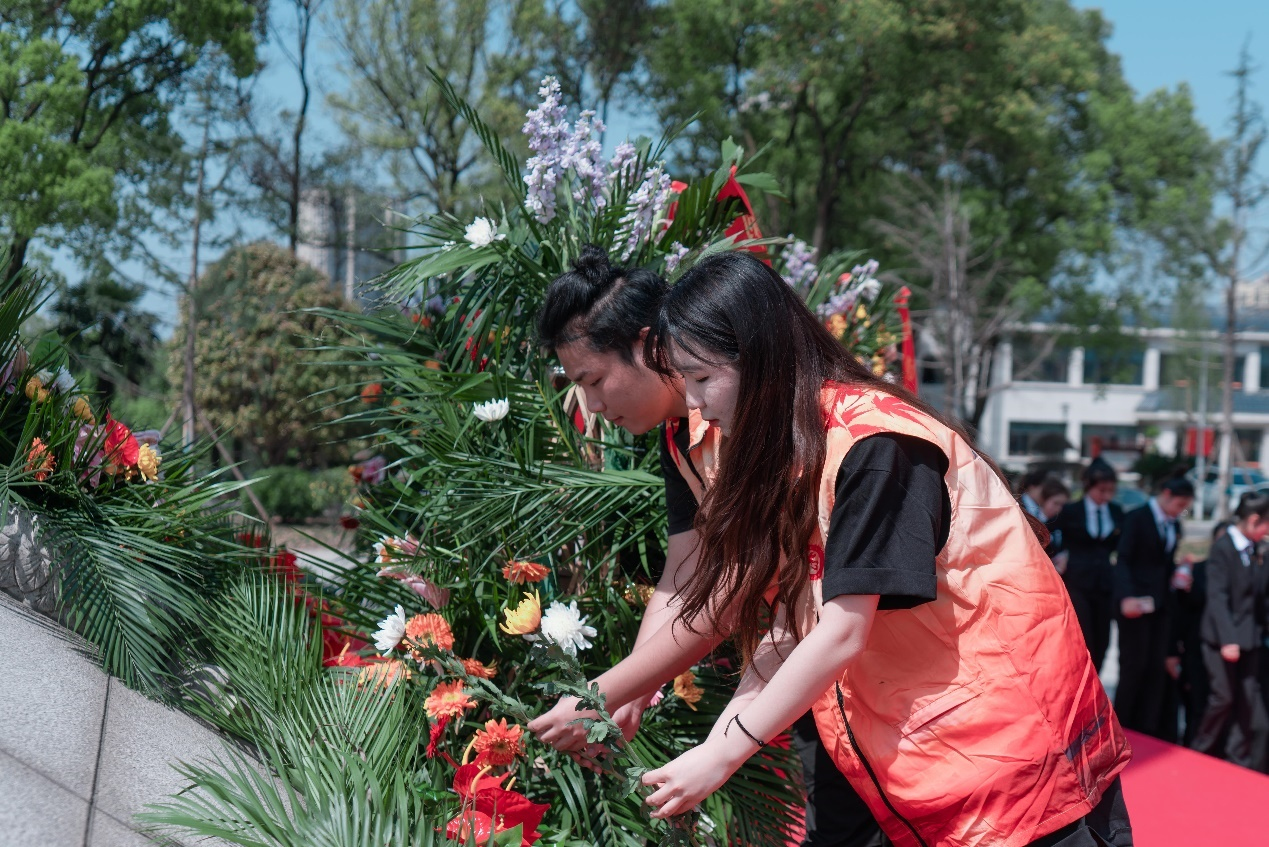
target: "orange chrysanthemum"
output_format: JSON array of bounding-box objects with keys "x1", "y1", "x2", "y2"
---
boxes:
[
  {"x1": 405, "y1": 613, "x2": 454, "y2": 652},
  {"x1": 358, "y1": 659, "x2": 410, "y2": 690},
  {"x1": 425, "y1": 679, "x2": 476, "y2": 720},
  {"x1": 25, "y1": 438, "x2": 55, "y2": 482},
  {"x1": 502, "y1": 560, "x2": 550, "y2": 584},
  {"x1": 461, "y1": 657, "x2": 497, "y2": 679},
  {"x1": 471, "y1": 718, "x2": 525, "y2": 767},
  {"x1": 673, "y1": 670, "x2": 704, "y2": 711}
]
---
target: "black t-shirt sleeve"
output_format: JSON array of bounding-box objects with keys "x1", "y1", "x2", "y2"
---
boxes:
[
  {"x1": 660, "y1": 421, "x2": 699, "y2": 535},
  {"x1": 821, "y1": 433, "x2": 950, "y2": 610}
]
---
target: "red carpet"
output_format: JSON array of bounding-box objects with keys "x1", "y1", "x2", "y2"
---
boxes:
[
  {"x1": 1118, "y1": 729, "x2": 1269, "y2": 845},
  {"x1": 782, "y1": 730, "x2": 1269, "y2": 845}
]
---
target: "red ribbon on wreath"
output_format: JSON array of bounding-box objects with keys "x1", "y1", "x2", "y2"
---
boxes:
[{"x1": 894, "y1": 286, "x2": 918, "y2": 395}]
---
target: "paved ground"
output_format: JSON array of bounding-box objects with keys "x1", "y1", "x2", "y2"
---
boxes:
[{"x1": 0, "y1": 593, "x2": 232, "y2": 847}]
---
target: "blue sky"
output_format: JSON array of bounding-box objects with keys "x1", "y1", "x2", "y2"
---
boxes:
[{"x1": 1075, "y1": 0, "x2": 1269, "y2": 132}]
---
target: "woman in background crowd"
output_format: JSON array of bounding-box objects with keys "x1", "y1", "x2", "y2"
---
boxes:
[{"x1": 1191, "y1": 493, "x2": 1269, "y2": 770}]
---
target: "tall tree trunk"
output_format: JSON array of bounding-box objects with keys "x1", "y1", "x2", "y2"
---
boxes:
[
  {"x1": 3, "y1": 235, "x2": 31, "y2": 294},
  {"x1": 184, "y1": 120, "x2": 210, "y2": 450}
]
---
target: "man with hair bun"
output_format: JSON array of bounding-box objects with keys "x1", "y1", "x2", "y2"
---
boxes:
[{"x1": 531, "y1": 244, "x2": 886, "y2": 847}]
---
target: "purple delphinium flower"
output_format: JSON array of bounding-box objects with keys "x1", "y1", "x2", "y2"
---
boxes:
[
  {"x1": 664, "y1": 242, "x2": 690, "y2": 274},
  {"x1": 523, "y1": 77, "x2": 570, "y2": 224},
  {"x1": 782, "y1": 237, "x2": 818, "y2": 289},
  {"x1": 617, "y1": 166, "x2": 674, "y2": 261},
  {"x1": 562, "y1": 110, "x2": 607, "y2": 209},
  {"x1": 816, "y1": 289, "x2": 859, "y2": 318},
  {"x1": 607, "y1": 142, "x2": 639, "y2": 186}
]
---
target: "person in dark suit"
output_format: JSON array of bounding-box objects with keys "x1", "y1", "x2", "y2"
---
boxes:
[
  {"x1": 1191, "y1": 493, "x2": 1269, "y2": 770},
  {"x1": 1052, "y1": 458, "x2": 1122, "y2": 672},
  {"x1": 1167, "y1": 523, "x2": 1222, "y2": 747},
  {"x1": 1113, "y1": 476, "x2": 1195, "y2": 738}
]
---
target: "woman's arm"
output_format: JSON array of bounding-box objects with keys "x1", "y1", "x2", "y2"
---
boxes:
[
  {"x1": 528, "y1": 586, "x2": 724, "y2": 751},
  {"x1": 641, "y1": 592, "x2": 878, "y2": 818}
]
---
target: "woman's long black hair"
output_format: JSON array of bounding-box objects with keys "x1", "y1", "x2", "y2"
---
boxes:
[{"x1": 650, "y1": 251, "x2": 1018, "y2": 666}]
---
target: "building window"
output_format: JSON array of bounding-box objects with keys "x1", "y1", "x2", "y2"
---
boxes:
[
  {"x1": 1008, "y1": 421, "x2": 1068, "y2": 456},
  {"x1": 1235, "y1": 429, "x2": 1263, "y2": 465},
  {"x1": 1011, "y1": 334, "x2": 1069, "y2": 383},
  {"x1": 1163, "y1": 351, "x2": 1246, "y2": 392},
  {"x1": 1081, "y1": 424, "x2": 1140, "y2": 458},
  {"x1": 1082, "y1": 343, "x2": 1145, "y2": 385}
]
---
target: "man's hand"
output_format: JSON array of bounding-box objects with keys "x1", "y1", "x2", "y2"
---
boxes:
[
  {"x1": 1221, "y1": 644, "x2": 1241, "y2": 663},
  {"x1": 1165, "y1": 656, "x2": 1182, "y2": 680}
]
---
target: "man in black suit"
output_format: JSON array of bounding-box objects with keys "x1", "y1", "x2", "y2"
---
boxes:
[
  {"x1": 1052, "y1": 458, "x2": 1123, "y2": 672},
  {"x1": 1114, "y1": 477, "x2": 1195, "y2": 738},
  {"x1": 1191, "y1": 495, "x2": 1269, "y2": 770}
]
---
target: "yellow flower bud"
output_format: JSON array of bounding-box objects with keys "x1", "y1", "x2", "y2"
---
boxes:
[{"x1": 499, "y1": 591, "x2": 542, "y2": 636}]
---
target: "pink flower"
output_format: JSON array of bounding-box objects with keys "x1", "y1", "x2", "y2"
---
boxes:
[
  {"x1": 73, "y1": 425, "x2": 106, "y2": 489},
  {"x1": 377, "y1": 567, "x2": 450, "y2": 609}
]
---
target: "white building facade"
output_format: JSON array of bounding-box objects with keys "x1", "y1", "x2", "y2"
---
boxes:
[{"x1": 964, "y1": 323, "x2": 1269, "y2": 475}]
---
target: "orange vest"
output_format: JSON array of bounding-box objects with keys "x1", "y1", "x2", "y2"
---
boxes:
[{"x1": 669, "y1": 383, "x2": 1130, "y2": 847}]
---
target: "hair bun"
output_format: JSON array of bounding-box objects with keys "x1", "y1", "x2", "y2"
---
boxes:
[{"x1": 573, "y1": 244, "x2": 615, "y2": 287}]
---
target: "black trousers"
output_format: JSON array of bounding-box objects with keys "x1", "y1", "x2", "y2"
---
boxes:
[
  {"x1": 1067, "y1": 584, "x2": 1113, "y2": 672},
  {"x1": 1190, "y1": 644, "x2": 1268, "y2": 770},
  {"x1": 1027, "y1": 777, "x2": 1132, "y2": 846},
  {"x1": 1114, "y1": 613, "x2": 1170, "y2": 737},
  {"x1": 791, "y1": 711, "x2": 886, "y2": 847}
]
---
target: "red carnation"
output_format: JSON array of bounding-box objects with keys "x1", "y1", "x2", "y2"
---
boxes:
[{"x1": 102, "y1": 415, "x2": 140, "y2": 469}]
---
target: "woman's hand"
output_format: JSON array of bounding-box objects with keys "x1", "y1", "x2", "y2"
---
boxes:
[
  {"x1": 528, "y1": 696, "x2": 598, "y2": 752},
  {"x1": 642, "y1": 736, "x2": 748, "y2": 819},
  {"x1": 612, "y1": 691, "x2": 657, "y2": 741}
]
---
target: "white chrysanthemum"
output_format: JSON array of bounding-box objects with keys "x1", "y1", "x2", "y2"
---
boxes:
[
  {"x1": 536, "y1": 600, "x2": 597, "y2": 656},
  {"x1": 373, "y1": 604, "x2": 408, "y2": 654},
  {"x1": 53, "y1": 367, "x2": 76, "y2": 394},
  {"x1": 472, "y1": 398, "x2": 509, "y2": 422},
  {"x1": 856, "y1": 279, "x2": 881, "y2": 302},
  {"x1": 464, "y1": 217, "x2": 506, "y2": 249}
]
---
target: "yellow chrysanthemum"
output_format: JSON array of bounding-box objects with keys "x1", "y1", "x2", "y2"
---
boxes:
[
  {"x1": 71, "y1": 396, "x2": 95, "y2": 424},
  {"x1": 500, "y1": 590, "x2": 541, "y2": 636},
  {"x1": 673, "y1": 669, "x2": 704, "y2": 711},
  {"x1": 23, "y1": 376, "x2": 43, "y2": 401},
  {"x1": 827, "y1": 313, "x2": 848, "y2": 340},
  {"x1": 136, "y1": 444, "x2": 160, "y2": 481}
]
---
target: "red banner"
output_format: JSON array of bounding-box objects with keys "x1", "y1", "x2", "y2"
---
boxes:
[{"x1": 894, "y1": 286, "x2": 917, "y2": 395}]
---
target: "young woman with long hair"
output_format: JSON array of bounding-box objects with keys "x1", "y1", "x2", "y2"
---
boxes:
[
  {"x1": 633, "y1": 251, "x2": 1131, "y2": 847},
  {"x1": 530, "y1": 245, "x2": 887, "y2": 847}
]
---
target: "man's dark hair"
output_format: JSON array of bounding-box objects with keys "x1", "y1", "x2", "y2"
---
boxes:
[{"x1": 536, "y1": 244, "x2": 668, "y2": 362}]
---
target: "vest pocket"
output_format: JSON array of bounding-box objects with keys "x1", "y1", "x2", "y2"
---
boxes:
[{"x1": 896, "y1": 680, "x2": 983, "y2": 737}]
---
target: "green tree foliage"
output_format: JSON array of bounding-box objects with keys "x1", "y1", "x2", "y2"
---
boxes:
[
  {"x1": 167, "y1": 242, "x2": 364, "y2": 468},
  {"x1": 51, "y1": 270, "x2": 160, "y2": 407},
  {"x1": 0, "y1": 0, "x2": 262, "y2": 285},
  {"x1": 639, "y1": 0, "x2": 1218, "y2": 429},
  {"x1": 328, "y1": 0, "x2": 578, "y2": 214}
]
